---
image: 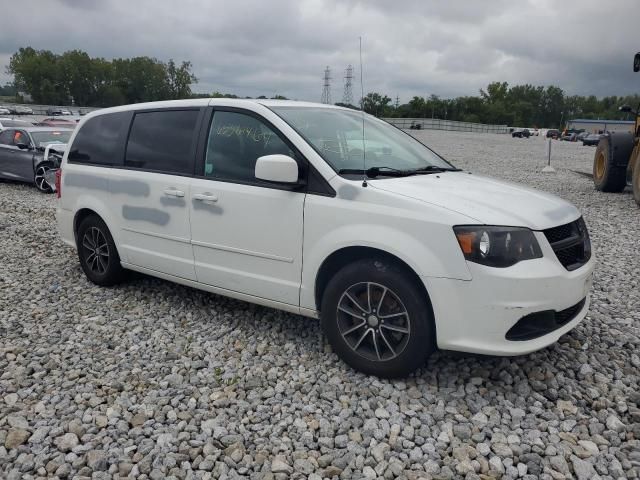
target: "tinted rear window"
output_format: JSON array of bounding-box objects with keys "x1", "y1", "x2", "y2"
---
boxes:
[
  {"x1": 68, "y1": 112, "x2": 131, "y2": 165},
  {"x1": 125, "y1": 109, "x2": 200, "y2": 174}
]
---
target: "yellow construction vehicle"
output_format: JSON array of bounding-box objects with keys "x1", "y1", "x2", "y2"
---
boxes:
[{"x1": 592, "y1": 52, "x2": 640, "y2": 206}]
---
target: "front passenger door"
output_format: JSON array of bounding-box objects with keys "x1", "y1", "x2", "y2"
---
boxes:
[
  {"x1": 189, "y1": 109, "x2": 306, "y2": 306},
  {"x1": 0, "y1": 129, "x2": 34, "y2": 182}
]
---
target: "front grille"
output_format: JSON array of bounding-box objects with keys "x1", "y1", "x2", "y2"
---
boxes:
[
  {"x1": 543, "y1": 217, "x2": 591, "y2": 271},
  {"x1": 506, "y1": 298, "x2": 586, "y2": 341}
]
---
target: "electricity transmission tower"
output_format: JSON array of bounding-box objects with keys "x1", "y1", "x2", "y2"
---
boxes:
[
  {"x1": 342, "y1": 65, "x2": 354, "y2": 106},
  {"x1": 321, "y1": 66, "x2": 332, "y2": 104}
]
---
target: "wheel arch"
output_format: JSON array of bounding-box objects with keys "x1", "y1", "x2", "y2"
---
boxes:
[
  {"x1": 73, "y1": 207, "x2": 116, "y2": 246},
  {"x1": 314, "y1": 246, "x2": 435, "y2": 318}
]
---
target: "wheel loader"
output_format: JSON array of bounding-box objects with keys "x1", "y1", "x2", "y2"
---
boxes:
[{"x1": 592, "y1": 52, "x2": 640, "y2": 205}]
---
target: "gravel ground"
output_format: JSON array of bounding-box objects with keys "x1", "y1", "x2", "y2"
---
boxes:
[{"x1": 1, "y1": 131, "x2": 639, "y2": 480}]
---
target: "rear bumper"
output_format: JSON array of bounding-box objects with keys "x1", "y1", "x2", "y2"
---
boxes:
[
  {"x1": 56, "y1": 207, "x2": 76, "y2": 248},
  {"x1": 424, "y1": 252, "x2": 595, "y2": 356}
]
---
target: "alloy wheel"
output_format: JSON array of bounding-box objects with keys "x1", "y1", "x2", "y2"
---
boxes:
[
  {"x1": 336, "y1": 282, "x2": 411, "y2": 362},
  {"x1": 82, "y1": 227, "x2": 109, "y2": 274},
  {"x1": 34, "y1": 165, "x2": 51, "y2": 192}
]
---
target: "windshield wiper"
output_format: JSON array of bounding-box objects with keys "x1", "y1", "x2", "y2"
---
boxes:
[
  {"x1": 406, "y1": 166, "x2": 462, "y2": 173},
  {"x1": 338, "y1": 165, "x2": 460, "y2": 178}
]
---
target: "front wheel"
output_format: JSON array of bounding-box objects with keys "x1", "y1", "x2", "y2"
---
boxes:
[
  {"x1": 34, "y1": 162, "x2": 54, "y2": 193},
  {"x1": 321, "y1": 259, "x2": 435, "y2": 378},
  {"x1": 593, "y1": 135, "x2": 630, "y2": 192}
]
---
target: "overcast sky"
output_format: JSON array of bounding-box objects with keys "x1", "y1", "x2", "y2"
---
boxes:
[{"x1": 1, "y1": 0, "x2": 638, "y2": 102}]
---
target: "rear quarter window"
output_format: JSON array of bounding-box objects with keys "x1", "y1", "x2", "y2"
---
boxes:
[{"x1": 68, "y1": 111, "x2": 132, "y2": 166}]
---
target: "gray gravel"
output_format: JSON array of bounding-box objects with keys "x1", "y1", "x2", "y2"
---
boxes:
[{"x1": 1, "y1": 131, "x2": 639, "y2": 479}]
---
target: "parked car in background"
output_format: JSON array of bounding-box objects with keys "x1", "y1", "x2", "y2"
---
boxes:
[
  {"x1": 46, "y1": 107, "x2": 73, "y2": 116},
  {"x1": 0, "y1": 127, "x2": 72, "y2": 192},
  {"x1": 583, "y1": 133, "x2": 604, "y2": 146},
  {"x1": 56, "y1": 99, "x2": 594, "y2": 377},
  {"x1": 36, "y1": 118, "x2": 77, "y2": 128},
  {"x1": 529, "y1": 128, "x2": 539, "y2": 136},
  {"x1": 576, "y1": 132, "x2": 589, "y2": 142},
  {"x1": 561, "y1": 133, "x2": 577, "y2": 142},
  {"x1": 13, "y1": 105, "x2": 34, "y2": 115},
  {"x1": 0, "y1": 118, "x2": 35, "y2": 131},
  {"x1": 512, "y1": 128, "x2": 530, "y2": 138},
  {"x1": 0, "y1": 107, "x2": 11, "y2": 115},
  {"x1": 546, "y1": 129, "x2": 560, "y2": 139}
]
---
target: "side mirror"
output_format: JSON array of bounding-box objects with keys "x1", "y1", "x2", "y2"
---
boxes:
[
  {"x1": 255, "y1": 154, "x2": 299, "y2": 183},
  {"x1": 634, "y1": 52, "x2": 640, "y2": 73},
  {"x1": 619, "y1": 105, "x2": 632, "y2": 113},
  {"x1": 16, "y1": 142, "x2": 31, "y2": 150}
]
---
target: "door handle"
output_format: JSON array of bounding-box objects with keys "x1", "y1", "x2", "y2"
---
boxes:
[
  {"x1": 163, "y1": 189, "x2": 185, "y2": 197},
  {"x1": 193, "y1": 193, "x2": 218, "y2": 203}
]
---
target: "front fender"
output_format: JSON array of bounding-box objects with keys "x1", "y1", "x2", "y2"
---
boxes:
[{"x1": 300, "y1": 194, "x2": 472, "y2": 310}]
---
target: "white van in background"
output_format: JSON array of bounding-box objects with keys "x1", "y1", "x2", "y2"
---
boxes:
[{"x1": 56, "y1": 99, "x2": 594, "y2": 377}]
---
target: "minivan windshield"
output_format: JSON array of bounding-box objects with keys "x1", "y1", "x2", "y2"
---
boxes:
[{"x1": 271, "y1": 106, "x2": 455, "y2": 176}]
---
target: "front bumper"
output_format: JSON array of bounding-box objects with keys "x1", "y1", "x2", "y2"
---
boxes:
[{"x1": 424, "y1": 236, "x2": 595, "y2": 356}]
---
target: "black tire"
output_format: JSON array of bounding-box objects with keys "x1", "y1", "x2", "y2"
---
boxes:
[
  {"x1": 76, "y1": 215, "x2": 126, "y2": 286},
  {"x1": 593, "y1": 135, "x2": 628, "y2": 192},
  {"x1": 321, "y1": 258, "x2": 435, "y2": 378},
  {"x1": 34, "y1": 162, "x2": 54, "y2": 193}
]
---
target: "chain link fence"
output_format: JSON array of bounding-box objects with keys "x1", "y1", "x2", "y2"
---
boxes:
[
  {"x1": 383, "y1": 117, "x2": 509, "y2": 134},
  {"x1": 0, "y1": 103, "x2": 100, "y2": 116}
]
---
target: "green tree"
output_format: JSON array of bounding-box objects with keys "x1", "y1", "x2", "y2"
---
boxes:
[
  {"x1": 7, "y1": 47, "x2": 198, "y2": 107},
  {"x1": 362, "y1": 92, "x2": 392, "y2": 117},
  {"x1": 166, "y1": 59, "x2": 197, "y2": 99}
]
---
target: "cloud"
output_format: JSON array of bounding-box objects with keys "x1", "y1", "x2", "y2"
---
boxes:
[{"x1": 0, "y1": 0, "x2": 637, "y2": 103}]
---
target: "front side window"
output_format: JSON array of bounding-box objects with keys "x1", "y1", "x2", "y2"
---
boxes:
[
  {"x1": 204, "y1": 111, "x2": 295, "y2": 182},
  {"x1": 271, "y1": 106, "x2": 454, "y2": 174},
  {"x1": 68, "y1": 111, "x2": 131, "y2": 165},
  {"x1": 13, "y1": 130, "x2": 29, "y2": 146},
  {"x1": 126, "y1": 109, "x2": 200, "y2": 174}
]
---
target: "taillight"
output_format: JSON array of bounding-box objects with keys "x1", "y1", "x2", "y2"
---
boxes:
[{"x1": 55, "y1": 169, "x2": 62, "y2": 199}]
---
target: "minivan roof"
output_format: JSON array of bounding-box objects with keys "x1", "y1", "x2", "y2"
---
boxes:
[{"x1": 82, "y1": 98, "x2": 349, "y2": 120}]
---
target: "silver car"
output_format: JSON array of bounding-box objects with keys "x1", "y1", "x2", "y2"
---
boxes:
[{"x1": 0, "y1": 127, "x2": 72, "y2": 192}]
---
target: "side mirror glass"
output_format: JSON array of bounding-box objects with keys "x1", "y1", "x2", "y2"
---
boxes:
[
  {"x1": 634, "y1": 52, "x2": 640, "y2": 72},
  {"x1": 16, "y1": 142, "x2": 31, "y2": 150},
  {"x1": 255, "y1": 154, "x2": 299, "y2": 183}
]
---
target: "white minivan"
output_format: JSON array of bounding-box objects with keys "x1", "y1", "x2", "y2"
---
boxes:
[{"x1": 56, "y1": 99, "x2": 594, "y2": 377}]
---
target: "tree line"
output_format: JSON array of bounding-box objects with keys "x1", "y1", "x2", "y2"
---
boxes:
[
  {"x1": 5, "y1": 47, "x2": 638, "y2": 128},
  {"x1": 7, "y1": 47, "x2": 197, "y2": 107},
  {"x1": 354, "y1": 83, "x2": 640, "y2": 128}
]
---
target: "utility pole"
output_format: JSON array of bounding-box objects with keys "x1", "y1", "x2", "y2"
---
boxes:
[
  {"x1": 321, "y1": 66, "x2": 332, "y2": 104},
  {"x1": 342, "y1": 65, "x2": 353, "y2": 106}
]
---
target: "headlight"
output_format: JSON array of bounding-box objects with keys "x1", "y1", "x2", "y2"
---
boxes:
[{"x1": 453, "y1": 226, "x2": 542, "y2": 267}]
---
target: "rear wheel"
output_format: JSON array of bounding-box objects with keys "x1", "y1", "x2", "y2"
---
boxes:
[
  {"x1": 593, "y1": 136, "x2": 628, "y2": 192},
  {"x1": 34, "y1": 162, "x2": 54, "y2": 193},
  {"x1": 77, "y1": 215, "x2": 126, "y2": 286},
  {"x1": 321, "y1": 259, "x2": 435, "y2": 378}
]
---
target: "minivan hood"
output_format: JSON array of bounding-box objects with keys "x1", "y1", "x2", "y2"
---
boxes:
[{"x1": 370, "y1": 171, "x2": 580, "y2": 230}]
